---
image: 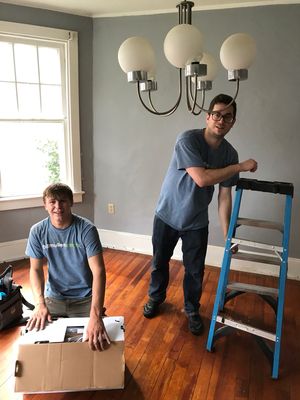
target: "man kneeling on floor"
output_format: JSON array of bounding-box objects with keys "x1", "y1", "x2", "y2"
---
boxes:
[
  {"x1": 143, "y1": 94, "x2": 258, "y2": 335},
  {"x1": 25, "y1": 183, "x2": 110, "y2": 351}
]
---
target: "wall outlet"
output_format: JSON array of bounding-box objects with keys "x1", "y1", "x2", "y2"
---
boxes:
[{"x1": 107, "y1": 203, "x2": 115, "y2": 214}]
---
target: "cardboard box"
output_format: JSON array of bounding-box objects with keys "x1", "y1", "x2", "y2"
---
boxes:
[{"x1": 14, "y1": 316, "x2": 125, "y2": 393}]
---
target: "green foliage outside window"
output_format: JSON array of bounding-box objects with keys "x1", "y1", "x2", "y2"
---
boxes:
[{"x1": 37, "y1": 139, "x2": 60, "y2": 183}]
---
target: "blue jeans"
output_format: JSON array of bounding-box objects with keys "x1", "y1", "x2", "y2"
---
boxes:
[{"x1": 148, "y1": 216, "x2": 208, "y2": 316}]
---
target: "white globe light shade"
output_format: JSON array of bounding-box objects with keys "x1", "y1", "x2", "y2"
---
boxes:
[
  {"x1": 164, "y1": 24, "x2": 203, "y2": 68},
  {"x1": 147, "y1": 69, "x2": 156, "y2": 81},
  {"x1": 220, "y1": 33, "x2": 256, "y2": 71},
  {"x1": 199, "y1": 52, "x2": 218, "y2": 81},
  {"x1": 118, "y1": 36, "x2": 155, "y2": 73}
]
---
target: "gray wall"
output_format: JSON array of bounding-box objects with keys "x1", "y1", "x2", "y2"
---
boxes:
[
  {"x1": 93, "y1": 5, "x2": 300, "y2": 257},
  {"x1": 0, "y1": 2, "x2": 94, "y2": 242}
]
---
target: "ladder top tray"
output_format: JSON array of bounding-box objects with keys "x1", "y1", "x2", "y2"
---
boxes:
[{"x1": 237, "y1": 178, "x2": 294, "y2": 197}]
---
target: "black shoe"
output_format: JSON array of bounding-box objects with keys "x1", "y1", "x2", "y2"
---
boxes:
[
  {"x1": 143, "y1": 299, "x2": 161, "y2": 319},
  {"x1": 187, "y1": 314, "x2": 204, "y2": 336}
]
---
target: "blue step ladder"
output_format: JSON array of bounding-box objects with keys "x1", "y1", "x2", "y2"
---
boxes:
[{"x1": 206, "y1": 178, "x2": 294, "y2": 379}]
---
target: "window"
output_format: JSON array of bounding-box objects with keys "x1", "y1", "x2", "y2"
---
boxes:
[{"x1": 0, "y1": 21, "x2": 82, "y2": 211}]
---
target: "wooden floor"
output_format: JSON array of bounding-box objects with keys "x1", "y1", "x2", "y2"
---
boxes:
[{"x1": 1, "y1": 248, "x2": 300, "y2": 400}]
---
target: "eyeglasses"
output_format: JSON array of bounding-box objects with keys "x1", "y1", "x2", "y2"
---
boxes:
[{"x1": 211, "y1": 112, "x2": 235, "y2": 124}]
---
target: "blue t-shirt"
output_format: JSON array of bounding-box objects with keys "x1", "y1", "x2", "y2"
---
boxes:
[
  {"x1": 25, "y1": 214, "x2": 103, "y2": 299},
  {"x1": 156, "y1": 129, "x2": 239, "y2": 230}
]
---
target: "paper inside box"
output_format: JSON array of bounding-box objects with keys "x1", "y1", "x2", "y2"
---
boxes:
[{"x1": 19, "y1": 316, "x2": 124, "y2": 344}]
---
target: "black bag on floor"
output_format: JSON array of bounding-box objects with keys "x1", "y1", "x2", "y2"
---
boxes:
[{"x1": 0, "y1": 265, "x2": 34, "y2": 330}]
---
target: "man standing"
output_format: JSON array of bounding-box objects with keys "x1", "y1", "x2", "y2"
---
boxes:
[
  {"x1": 26, "y1": 183, "x2": 110, "y2": 351},
  {"x1": 143, "y1": 94, "x2": 258, "y2": 336}
]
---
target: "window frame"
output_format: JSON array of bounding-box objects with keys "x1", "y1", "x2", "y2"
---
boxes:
[{"x1": 0, "y1": 21, "x2": 83, "y2": 211}]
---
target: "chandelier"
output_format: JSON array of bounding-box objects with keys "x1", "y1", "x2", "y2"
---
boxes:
[{"x1": 118, "y1": 1, "x2": 256, "y2": 116}]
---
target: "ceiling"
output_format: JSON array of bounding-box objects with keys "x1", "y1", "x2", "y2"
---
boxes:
[{"x1": 1, "y1": 0, "x2": 299, "y2": 17}]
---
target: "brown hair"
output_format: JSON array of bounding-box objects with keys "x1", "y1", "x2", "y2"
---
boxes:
[
  {"x1": 208, "y1": 93, "x2": 237, "y2": 119},
  {"x1": 43, "y1": 183, "x2": 73, "y2": 205}
]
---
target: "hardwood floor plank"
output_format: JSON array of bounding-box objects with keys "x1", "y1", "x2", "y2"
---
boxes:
[
  {"x1": 147, "y1": 357, "x2": 176, "y2": 400},
  {"x1": 171, "y1": 338, "x2": 206, "y2": 400}
]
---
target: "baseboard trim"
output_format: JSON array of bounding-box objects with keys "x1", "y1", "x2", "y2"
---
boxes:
[
  {"x1": 0, "y1": 239, "x2": 28, "y2": 263},
  {"x1": 1, "y1": 230, "x2": 299, "y2": 281},
  {"x1": 98, "y1": 229, "x2": 300, "y2": 281}
]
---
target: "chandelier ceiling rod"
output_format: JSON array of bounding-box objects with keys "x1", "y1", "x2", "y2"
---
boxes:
[{"x1": 178, "y1": 1, "x2": 193, "y2": 24}]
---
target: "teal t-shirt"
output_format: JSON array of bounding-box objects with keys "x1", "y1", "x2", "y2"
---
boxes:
[
  {"x1": 26, "y1": 214, "x2": 102, "y2": 299},
  {"x1": 156, "y1": 129, "x2": 239, "y2": 231}
]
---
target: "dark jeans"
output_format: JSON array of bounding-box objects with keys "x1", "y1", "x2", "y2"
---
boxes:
[{"x1": 149, "y1": 216, "x2": 208, "y2": 316}]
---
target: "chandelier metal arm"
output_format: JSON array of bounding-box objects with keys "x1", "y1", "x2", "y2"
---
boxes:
[
  {"x1": 186, "y1": 76, "x2": 205, "y2": 115},
  {"x1": 148, "y1": 92, "x2": 178, "y2": 116},
  {"x1": 221, "y1": 79, "x2": 240, "y2": 111},
  {"x1": 186, "y1": 76, "x2": 202, "y2": 115},
  {"x1": 192, "y1": 86, "x2": 206, "y2": 116},
  {"x1": 186, "y1": 77, "x2": 205, "y2": 115},
  {"x1": 187, "y1": 77, "x2": 240, "y2": 114},
  {"x1": 137, "y1": 69, "x2": 183, "y2": 116}
]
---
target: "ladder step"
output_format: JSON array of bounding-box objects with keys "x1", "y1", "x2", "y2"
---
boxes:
[
  {"x1": 227, "y1": 282, "x2": 278, "y2": 297},
  {"x1": 237, "y1": 218, "x2": 284, "y2": 233},
  {"x1": 231, "y1": 238, "x2": 283, "y2": 252},
  {"x1": 216, "y1": 315, "x2": 276, "y2": 342},
  {"x1": 232, "y1": 250, "x2": 281, "y2": 266}
]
